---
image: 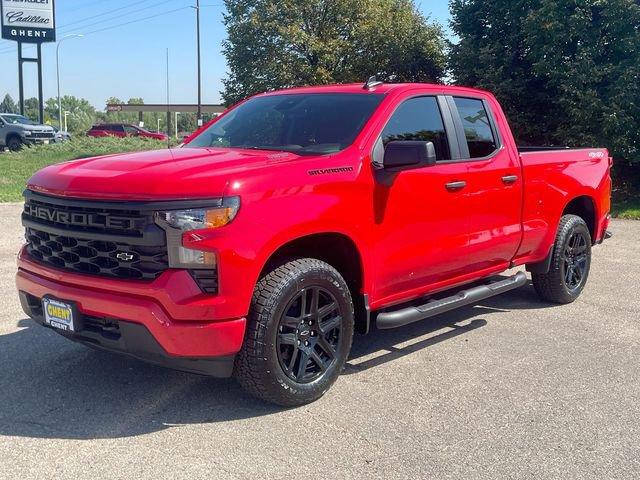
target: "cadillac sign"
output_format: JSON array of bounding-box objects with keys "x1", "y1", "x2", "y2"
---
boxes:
[{"x1": 1, "y1": 0, "x2": 56, "y2": 43}]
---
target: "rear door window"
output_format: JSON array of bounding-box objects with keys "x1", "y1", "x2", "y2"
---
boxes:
[
  {"x1": 380, "y1": 96, "x2": 450, "y2": 161},
  {"x1": 452, "y1": 97, "x2": 497, "y2": 159}
]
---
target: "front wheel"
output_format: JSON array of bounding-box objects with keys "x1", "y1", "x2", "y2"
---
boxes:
[
  {"x1": 532, "y1": 214, "x2": 592, "y2": 304},
  {"x1": 234, "y1": 258, "x2": 354, "y2": 406},
  {"x1": 7, "y1": 136, "x2": 22, "y2": 152}
]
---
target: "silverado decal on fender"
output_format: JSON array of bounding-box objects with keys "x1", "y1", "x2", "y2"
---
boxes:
[{"x1": 308, "y1": 166, "x2": 354, "y2": 176}]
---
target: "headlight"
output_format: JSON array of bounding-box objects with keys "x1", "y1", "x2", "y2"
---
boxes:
[
  {"x1": 157, "y1": 197, "x2": 240, "y2": 268},
  {"x1": 160, "y1": 197, "x2": 240, "y2": 232},
  {"x1": 23, "y1": 131, "x2": 32, "y2": 136}
]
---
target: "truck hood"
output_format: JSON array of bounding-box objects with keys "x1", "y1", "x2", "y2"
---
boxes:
[
  {"x1": 27, "y1": 147, "x2": 297, "y2": 200},
  {"x1": 22, "y1": 124, "x2": 55, "y2": 132}
]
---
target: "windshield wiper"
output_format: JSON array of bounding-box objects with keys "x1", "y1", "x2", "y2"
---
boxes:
[{"x1": 235, "y1": 145, "x2": 301, "y2": 154}]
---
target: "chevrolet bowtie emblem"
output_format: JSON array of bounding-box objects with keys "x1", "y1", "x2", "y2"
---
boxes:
[{"x1": 116, "y1": 252, "x2": 135, "y2": 262}]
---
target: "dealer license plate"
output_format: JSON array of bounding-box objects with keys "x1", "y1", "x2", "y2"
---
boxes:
[{"x1": 42, "y1": 297, "x2": 76, "y2": 332}]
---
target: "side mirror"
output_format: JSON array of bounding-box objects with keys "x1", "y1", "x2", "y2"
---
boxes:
[{"x1": 383, "y1": 141, "x2": 437, "y2": 172}]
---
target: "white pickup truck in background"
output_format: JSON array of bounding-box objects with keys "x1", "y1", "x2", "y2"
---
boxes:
[{"x1": 0, "y1": 114, "x2": 56, "y2": 151}]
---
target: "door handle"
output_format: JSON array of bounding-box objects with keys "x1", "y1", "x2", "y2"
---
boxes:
[
  {"x1": 502, "y1": 175, "x2": 518, "y2": 185},
  {"x1": 445, "y1": 181, "x2": 467, "y2": 192}
]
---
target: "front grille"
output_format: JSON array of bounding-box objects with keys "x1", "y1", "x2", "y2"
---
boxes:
[
  {"x1": 26, "y1": 228, "x2": 168, "y2": 280},
  {"x1": 30, "y1": 132, "x2": 55, "y2": 139},
  {"x1": 23, "y1": 192, "x2": 169, "y2": 281}
]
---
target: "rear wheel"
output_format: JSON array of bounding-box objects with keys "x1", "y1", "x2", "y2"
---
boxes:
[
  {"x1": 234, "y1": 258, "x2": 354, "y2": 406},
  {"x1": 532, "y1": 214, "x2": 592, "y2": 304}
]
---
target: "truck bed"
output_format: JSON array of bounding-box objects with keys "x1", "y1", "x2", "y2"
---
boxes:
[
  {"x1": 515, "y1": 146, "x2": 611, "y2": 263},
  {"x1": 518, "y1": 146, "x2": 573, "y2": 152},
  {"x1": 519, "y1": 147, "x2": 609, "y2": 163}
]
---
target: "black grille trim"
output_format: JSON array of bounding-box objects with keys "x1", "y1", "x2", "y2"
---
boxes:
[
  {"x1": 26, "y1": 228, "x2": 169, "y2": 280},
  {"x1": 29, "y1": 132, "x2": 55, "y2": 139},
  {"x1": 189, "y1": 269, "x2": 219, "y2": 294}
]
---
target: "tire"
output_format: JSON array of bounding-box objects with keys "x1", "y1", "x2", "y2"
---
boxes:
[
  {"x1": 234, "y1": 258, "x2": 354, "y2": 406},
  {"x1": 532, "y1": 214, "x2": 592, "y2": 304},
  {"x1": 7, "y1": 136, "x2": 22, "y2": 152}
]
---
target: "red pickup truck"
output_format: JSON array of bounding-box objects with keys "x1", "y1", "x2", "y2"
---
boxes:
[{"x1": 16, "y1": 82, "x2": 611, "y2": 406}]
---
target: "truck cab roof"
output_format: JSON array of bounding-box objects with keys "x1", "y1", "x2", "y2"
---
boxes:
[{"x1": 257, "y1": 82, "x2": 496, "y2": 98}]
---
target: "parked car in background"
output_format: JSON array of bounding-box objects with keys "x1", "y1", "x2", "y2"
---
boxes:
[
  {"x1": 87, "y1": 123, "x2": 168, "y2": 141},
  {"x1": 0, "y1": 114, "x2": 55, "y2": 151},
  {"x1": 52, "y1": 127, "x2": 72, "y2": 143}
]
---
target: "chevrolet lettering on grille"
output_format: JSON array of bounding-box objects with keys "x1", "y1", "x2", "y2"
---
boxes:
[{"x1": 24, "y1": 204, "x2": 137, "y2": 230}]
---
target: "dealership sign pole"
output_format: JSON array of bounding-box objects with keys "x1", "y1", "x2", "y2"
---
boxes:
[{"x1": 1, "y1": 0, "x2": 56, "y2": 123}]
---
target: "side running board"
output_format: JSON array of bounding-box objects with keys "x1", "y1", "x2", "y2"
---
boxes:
[{"x1": 376, "y1": 271, "x2": 528, "y2": 330}]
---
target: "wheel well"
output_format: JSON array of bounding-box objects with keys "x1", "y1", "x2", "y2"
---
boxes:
[
  {"x1": 6, "y1": 133, "x2": 21, "y2": 143},
  {"x1": 563, "y1": 196, "x2": 596, "y2": 241},
  {"x1": 262, "y1": 233, "x2": 369, "y2": 333}
]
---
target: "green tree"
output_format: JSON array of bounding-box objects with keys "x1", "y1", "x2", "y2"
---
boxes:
[
  {"x1": 24, "y1": 97, "x2": 40, "y2": 122},
  {"x1": 449, "y1": 0, "x2": 640, "y2": 162},
  {"x1": 0, "y1": 94, "x2": 18, "y2": 114},
  {"x1": 44, "y1": 96, "x2": 97, "y2": 133},
  {"x1": 221, "y1": 0, "x2": 446, "y2": 105}
]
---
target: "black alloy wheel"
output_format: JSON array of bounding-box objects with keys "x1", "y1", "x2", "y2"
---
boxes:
[
  {"x1": 234, "y1": 258, "x2": 354, "y2": 406},
  {"x1": 532, "y1": 214, "x2": 592, "y2": 304},
  {"x1": 276, "y1": 286, "x2": 343, "y2": 384},
  {"x1": 562, "y1": 230, "x2": 589, "y2": 291}
]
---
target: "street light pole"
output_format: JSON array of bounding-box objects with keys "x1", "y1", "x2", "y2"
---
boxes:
[
  {"x1": 56, "y1": 34, "x2": 83, "y2": 130},
  {"x1": 64, "y1": 111, "x2": 70, "y2": 132},
  {"x1": 195, "y1": 0, "x2": 202, "y2": 126}
]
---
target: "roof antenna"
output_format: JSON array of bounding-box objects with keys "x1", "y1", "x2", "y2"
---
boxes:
[{"x1": 363, "y1": 76, "x2": 383, "y2": 90}]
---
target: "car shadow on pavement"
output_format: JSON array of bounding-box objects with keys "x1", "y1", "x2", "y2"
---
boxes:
[
  {"x1": 0, "y1": 319, "x2": 282, "y2": 440},
  {"x1": 345, "y1": 279, "x2": 553, "y2": 373},
  {"x1": 0, "y1": 280, "x2": 550, "y2": 440}
]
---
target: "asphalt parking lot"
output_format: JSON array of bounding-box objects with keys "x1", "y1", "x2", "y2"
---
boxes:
[{"x1": 0, "y1": 201, "x2": 638, "y2": 479}]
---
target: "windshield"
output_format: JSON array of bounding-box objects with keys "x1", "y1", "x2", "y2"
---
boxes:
[
  {"x1": 1, "y1": 114, "x2": 35, "y2": 125},
  {"x1": 186, "y1": 93, "x2": 384, "y2": 155}
]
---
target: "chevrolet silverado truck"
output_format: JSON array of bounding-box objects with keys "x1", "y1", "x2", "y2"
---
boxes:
[
  {"x1": 16, "y1": 82, "x2": 612, "y2": 406},
  {"x1": 0, "y1": 114, "x2": 55, "y2": 151}
]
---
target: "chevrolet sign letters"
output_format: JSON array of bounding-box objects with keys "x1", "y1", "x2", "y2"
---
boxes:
[
  {"x1": 24, "y1": 203, "x2": 138, "y2": 231},
  {"x1": 1, "y1": 0, "x2": 56, "y2": 43}
]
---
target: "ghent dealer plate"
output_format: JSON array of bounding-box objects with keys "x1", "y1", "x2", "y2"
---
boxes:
[{"x1": 42, "y1": 297, "x2": 75, "y2": 332}]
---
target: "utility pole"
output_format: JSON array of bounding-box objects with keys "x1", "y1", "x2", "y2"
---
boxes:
[
  {"x1": 166, "y1": 48, "x2": 171, "y2": 149},
  {"x1": 195, "y1": 0, "x2": 202, "y2": 127},
  {"x1": 37, "y1": 44, "x2": 44, "y2": 123}
]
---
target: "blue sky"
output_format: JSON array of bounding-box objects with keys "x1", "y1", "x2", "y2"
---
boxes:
[{"x1": 0, "y1": 1, "x2": 452, "y2": 109}]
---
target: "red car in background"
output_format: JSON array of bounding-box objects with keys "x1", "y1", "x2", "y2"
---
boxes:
[{"x1": 87, "y1": 123, "x2": 168, "y2": 141}]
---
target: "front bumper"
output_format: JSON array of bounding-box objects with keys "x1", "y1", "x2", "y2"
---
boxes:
[
  {"x1": 16, "y1": 250, "x2": 246, "y2": 377},
  {"x1": 23, "y1": 136, "x2": 55, "y2": 145}
]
